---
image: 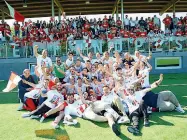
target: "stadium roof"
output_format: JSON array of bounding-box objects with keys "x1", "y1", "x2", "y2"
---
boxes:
[{"x1": 0, "y1": 0, "x2": 187, "y2": 19}]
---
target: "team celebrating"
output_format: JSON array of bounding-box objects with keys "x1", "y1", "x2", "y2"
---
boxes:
[{"x1": 17, "y1": 45, "x2": 185, "y2": 136}]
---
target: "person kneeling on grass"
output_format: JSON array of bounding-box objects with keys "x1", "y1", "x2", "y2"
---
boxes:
[
  {"x1": 17, "y1": 69, "x2": 36, "y2": 111},
  {"x1": 22, "y1": 82, "x2": 64, "y2": 119}
]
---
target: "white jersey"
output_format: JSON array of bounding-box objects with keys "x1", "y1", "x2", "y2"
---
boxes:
[
  {"x1": 37, "y1": 55, "x2": 52, "y2": 68},
  {"x1": 104, "y1": 77, "x2": 113, "y2": 87},
  {"x1": 75, "y1": 83, "x2": 87, "y2": 93},
  {"x1": 91, "y1": 83, "x2": 104, "y2": 96},
  {"x1": 124, "y1": 18, "x2": 130, "y2": 25},
  {"x1": 24, "y1": 84, "x2": 43, "y2": 99},
  {"x1": 64, "y1": 99, "x2": 88, "y2": 117},
  {"x1": 101, "y1": 92, "x2": 115, "y2": 105},
  {"x1": 83, "y1": 57, "x2": 95, "y2": 64},
  {"x1": 133, "y1": 55, "x2": 147, "y2": 62},
  {"x1": 103, "y1": 57, "x2": 114, "y2": 65},
  {"x1": 125, "y1": 91, "x2": 145, "y2": 114},
  {"x1": 37, "y1": 55, "x2": 52, "y2": 75},
  {"x1": 44, "y1": 90, "x2": 64, "y2": 108},
  {"x1": 139, "y1": 68, "x2": 150, "y2": 88},
  {"x1": 92, "y1": 58, "x2": 102, "y2": 64},
  {"x1": 90, "y1": 71, "x2": 98, "y2": 79},
  {"x1": 66, "y1": 58, "x2": 74, "y2": 67}
]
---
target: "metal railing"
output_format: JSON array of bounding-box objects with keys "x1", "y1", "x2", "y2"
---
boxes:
[{"x1": 0, "y1": 36, "x2": 187, "y2": 58}]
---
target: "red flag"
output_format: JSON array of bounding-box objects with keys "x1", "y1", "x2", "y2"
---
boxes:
[{"x1": 5, "y1": 1, "x2": 25, "y2": 22}]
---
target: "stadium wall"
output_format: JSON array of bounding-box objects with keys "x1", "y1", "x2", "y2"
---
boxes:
[{"x1": 0, "y1": 52, "x2": 187, "y2": 80}]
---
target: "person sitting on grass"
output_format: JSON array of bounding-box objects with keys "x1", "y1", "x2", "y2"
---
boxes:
[
  {"x1": 38, "y1": 88, "x2": 129, "y2": 136},
  {"x1": 22, "y1": 82, "x2": 64, "y2": 119},
  {"x1": 142, "y1": 79, "x2": 185, "y2": 113}
]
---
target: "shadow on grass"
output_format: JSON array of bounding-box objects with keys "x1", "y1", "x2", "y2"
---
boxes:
[
  {"x1": 91, "y1": 121, "x2": 109, "y2": 128},
  {"x1": 154, "y1": 111, "x2": 187, "y2": 118},
  {"x1": 149, "y1": 116, "x2": 174, "y2": 126},
  {"x1": 137, "y1": 113, "x2": 174, "y2": 134},
  {"x1": 118, "y1": 133, "x2": 132, "y2": 140}
]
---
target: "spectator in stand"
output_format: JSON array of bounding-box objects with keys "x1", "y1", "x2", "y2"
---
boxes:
[
  {"x1": 154, "y1": 24, "x2": 160, "y2": 34},
  {"x1": 175, "y1": 28, "x2": 183, "y2": 36},
  {"x1": 135, "y1": 17, "x2": 139, "y2": 26},
  {"x1": 20, "y1": 36, "x2": 28, "y2": 57},
  {"x1": 177, "y1": 19, "x2": 183, "y2": 29},
  {"x1": 163, "y1": 14, "x2": 172, "y2": 30},
  {"x1": 147, "y1": 18, "x2": 154, "y2": 32},
  {"x1": 184, "y1": 27, "x2": 187, "y2": 36},
  {"x1": 36, "y1": 20, "x2": 40, "y2": 29},
  {"x1": 124, "y1": 15, "x2": 130, "y2": 30},
  {"x1": 116, "y1": 17, "x2": 122, "y2": 29},
  {"x1": 4, "y1": 24, "x2": 11, "y2": 42},
  {"x1": 172, "y1": 14, "x2": 178, "y2": 29},
  {"x1": 14, "y1": 21, "x2": 20, "y2": 37},
  {"x1": 153, "y1": 15, "x2": 161, "y2": 28},
  {"x1": 165, "y1": 28, "x2": 171, "y2": 36},
  {"x1": 130, "y1": 17, "x2": 136, "y2": 31},
  {"x1": 139, "y1": 17, "x2": 147, "y2": 29},
  {"x1": 148, "y1": 30, "x2": 155, "y2": 38}
]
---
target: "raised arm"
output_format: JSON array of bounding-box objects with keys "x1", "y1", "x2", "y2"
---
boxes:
[
  {"x1": 144, "y1": 59, "x2": 152, "y2": 72},
  {"x1": 130, "y1": 75, "x2": 146, "y2": 85},
  {"x1": 125, "y1": 60, "x2": 140, "y2": 77},
  {"x1": 33, "y1": 45, "x2": 39, "y2": 58},
  {"x1": 77, "y1": 48, "x2": 85, "y2": 59},
  {"x1": 78, "y1": 88, "x2": 90, "y2": 105},
  {"x1": 141, "y1": 74, "x2": 163, "y2": 94}
]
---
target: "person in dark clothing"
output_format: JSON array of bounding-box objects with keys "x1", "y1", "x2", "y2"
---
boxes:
[
  {"x1": 143, "y1": 90, "x2": 185, "y2": 113},
  {"x1": 122, "y1": 52, "x2": 135, "y2": 67},
  {"x1": 139, "y1": 17, "x2": 147, "y2": 29},
  {"x1": 127, "y1": 101, "x2": 149, "y2": 135},
  {"x1": 18, "y1": 69, "x2": 35, "y2": 111}
]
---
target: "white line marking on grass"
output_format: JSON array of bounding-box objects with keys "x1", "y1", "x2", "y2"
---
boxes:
[
  {"x1": 0, "y1": 91, "x2": 18, "y2": 93},
  {"x1": 160, "y1": 84, "x2": 187, "y2": 87}
]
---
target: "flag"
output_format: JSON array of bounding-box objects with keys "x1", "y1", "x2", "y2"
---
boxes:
[
  {"x1": 5, "y1": 1, "x2": 25, "y2": 22},
  {"x1": 3, "y1": 72, "x2": 21, "y2": 92}
]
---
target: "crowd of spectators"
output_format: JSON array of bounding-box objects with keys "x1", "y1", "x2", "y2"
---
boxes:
[
  {"x1": 0, "y1": 14, "x2": 186, "y2": 57},
  {"x1": 0, "y1": 14, "x2": 187, "y2": 44}
]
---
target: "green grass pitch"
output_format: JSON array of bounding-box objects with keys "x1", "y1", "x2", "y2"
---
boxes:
[{"x1": 0, "y1": 74, "x2": 187, "y2": 140}]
